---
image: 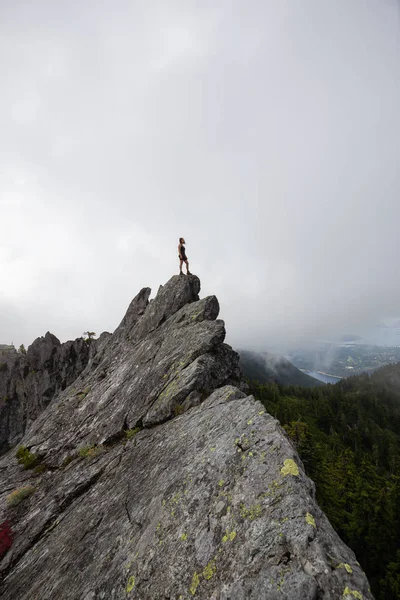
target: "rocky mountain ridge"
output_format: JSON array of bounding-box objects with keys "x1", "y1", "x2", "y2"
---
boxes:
[
  {"x1": 0, "y1": 332, "x2": 105, "y2": 455},
  {"x1": 0, "y1": 274, "x2": 373, "y2": 599}
]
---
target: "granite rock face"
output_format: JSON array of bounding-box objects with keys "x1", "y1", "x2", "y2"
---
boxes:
[{"x1": 0, "y1": 274, "x2": 373, "y2": 599}]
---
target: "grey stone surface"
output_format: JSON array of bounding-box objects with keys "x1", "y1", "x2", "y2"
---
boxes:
[
  {"x1": 0, "y1": 333, "x2": 99, "y2": 455},
  {"x1": 0, "y1": 274, "x2": 373, "y2": 599}
]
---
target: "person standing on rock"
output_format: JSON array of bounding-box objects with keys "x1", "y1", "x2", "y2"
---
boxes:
[{"x1": 178, "y1": 237, "x2": 191, "y2": 275}]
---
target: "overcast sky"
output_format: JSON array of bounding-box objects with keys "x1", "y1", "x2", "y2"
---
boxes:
[{"x1": 1, "y1": 0, "x2": 399, "y2": 352}]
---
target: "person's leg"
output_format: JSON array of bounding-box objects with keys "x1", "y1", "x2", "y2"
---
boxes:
[
  {"x1": 185, "y1": 260, "x2": 191, "y2": 274},
  {"x1": 179, "y1": 259, "x2": 183, "y2": 273}
]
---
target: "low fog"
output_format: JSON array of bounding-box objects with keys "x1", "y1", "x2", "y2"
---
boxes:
[{"x1": 1, "y1": 1, "x2": 399, "y2": 352}]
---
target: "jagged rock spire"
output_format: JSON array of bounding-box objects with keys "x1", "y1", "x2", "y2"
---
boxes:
[{"x1": 0, "y1": 274, "x2": 373, "y2": 600}]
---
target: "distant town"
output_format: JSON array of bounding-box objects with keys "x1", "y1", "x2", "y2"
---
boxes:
[{"x1": 288, "y1": 344, "x2": 400, "y2": 379}]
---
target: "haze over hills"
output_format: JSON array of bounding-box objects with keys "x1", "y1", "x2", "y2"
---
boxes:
[
  {"x1": 288, "y1": 343, "x2": 400, "y2": 379},
  {"x1": 238, "y1": 350, "x2": 323, "y2": 387}
]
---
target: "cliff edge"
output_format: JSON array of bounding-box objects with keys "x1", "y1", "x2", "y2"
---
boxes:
[{"x1": 0, "y1": 275, "x2": 372, "y2": 599}]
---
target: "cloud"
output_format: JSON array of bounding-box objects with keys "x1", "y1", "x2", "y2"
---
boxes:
[{"x1": 1, "y1": 0, "x2": 399, "y2": 351}]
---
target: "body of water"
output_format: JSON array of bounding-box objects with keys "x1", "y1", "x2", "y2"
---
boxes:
[{"x1": 303, "y1": 370, "x2": 342, "y2": 385}]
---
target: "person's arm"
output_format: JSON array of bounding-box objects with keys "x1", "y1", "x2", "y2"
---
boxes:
[{"x1": 178, "y1": 244, "x2": 182, "y2": 258}]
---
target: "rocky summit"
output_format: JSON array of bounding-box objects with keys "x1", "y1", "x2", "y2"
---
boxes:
[{"x1": 0, "y1": 275, "x2": 373, "y2": 599}]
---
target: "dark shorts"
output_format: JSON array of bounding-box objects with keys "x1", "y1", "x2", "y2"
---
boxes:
[{"x1": 179, "y1": 255, "x2": 188, "y2": 262}]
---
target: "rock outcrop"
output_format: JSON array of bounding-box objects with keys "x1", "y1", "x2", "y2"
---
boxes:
[
  {"x1": 0, "y1": 333, "x2": 103, "y2": 455},
  {"x1": 0, "y1": 274, "x2": 373, "y2": 599}
]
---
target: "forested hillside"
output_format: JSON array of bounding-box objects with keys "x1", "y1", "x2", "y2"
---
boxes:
[
  {"x1": 251, "y1": 363, "x2": 400, "y2": 599},
  {"x1": 238, "y1": 349, "x2": 322, "y2": 387}
]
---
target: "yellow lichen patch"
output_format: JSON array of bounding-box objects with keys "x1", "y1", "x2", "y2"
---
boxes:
[
  {"x1": 247, "y1": 419, "x2": 253, "y2": 425},
  {"x1": 235, "y1": 435, "x2": 250, "y2": 450},
  {"x1": 210, "y1": 447, "x2": 216, "y2": 452},
  {"x1": 222, "y1": 529, "x2": 237, "y2": 543},
  {"x1": 305, "y1": 513, "x2": 316, "y2": 528},
  {"x1": 343, "y1": 588, "x2": 362, "y2": 599},
  {"x1": 277, "y1": 574, "x2": 285, "y2": 591},
  {"x1": 218, "y1": 480, "x2": 224, "y2": 487},
  {"x1": 280, "y1": 459, "x2": 299, "y2": 477},
  {"x1": 180, "y1": 533, "x2": 188, "y2": 541},
  {"x1": 240, "y1": 502, "x2": 262, "y2": 520},
  {"x1": 337, "y1": 563, "x2": 353, "y2": 574},
  {"x1": 126, "y1": 575, "x2": 136, "y2": 593},
  {"x1": 190, "y1": 572, "x2": 200, "y2": 596},
  {"x1": 203, "y1": 559, "x2": 216, "y2": 580},
  {"x1": 258, "y1": 410, "x2": 265, "y2": 415}
]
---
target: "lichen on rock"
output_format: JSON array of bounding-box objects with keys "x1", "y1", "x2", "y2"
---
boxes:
[
  {"x1": 305, "y1": 512, "x2": 316, "y2": 528},
  {"x1": 0, "y1": 274, "x2": 374, "y2": 600},
  {"x1": 343, "y1": 587, "x2": 363, "y2": 599},
  {"x1": 280, "y1": 458, "x2": 300, "y2": 476},
  {"x1": 338, "y1": 563, "x2": 353, "y2": 574},
  {"x1": 126, "y1": 575, "x2": 135, "y2": 593}
]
